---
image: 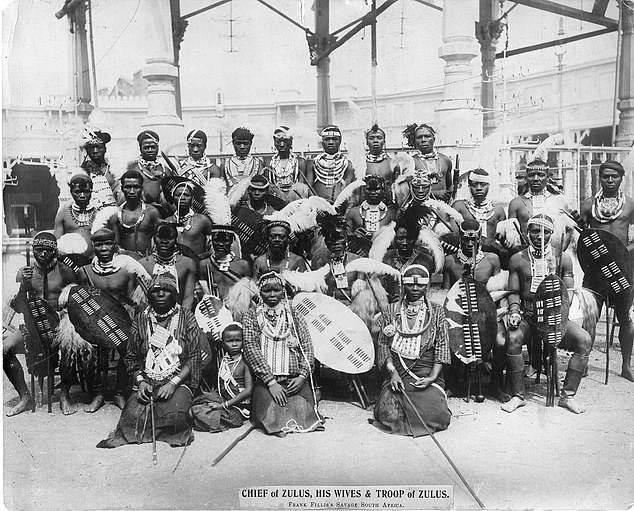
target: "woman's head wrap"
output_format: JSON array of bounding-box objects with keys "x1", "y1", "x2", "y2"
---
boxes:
[
  {"x1": 137, "y1": 130, "x2": 159, "y2": 145},
  {"x1": 273, "y1": 126, "x2": 293, "y2": 140},
  {"x1": 599, "y1": 160, "x2": 625, "y2": 177}
]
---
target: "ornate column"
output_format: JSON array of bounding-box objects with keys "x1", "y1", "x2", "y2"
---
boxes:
[
  {"x1": 476, "y1": 0, "x2": 503, "y2": 137},
  {"x1": 616, "y1": 0, "x2": 634, "y2": 147},
  {"x1": 141, "y1": 0, "x2": 184, "y2": 149},
  {"x1": 435, "y1": 0, "x2": 483, "y2": 146}
]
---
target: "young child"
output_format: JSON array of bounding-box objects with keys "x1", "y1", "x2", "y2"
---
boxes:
[{"x1": 190, "y1": 323, "x2": 253, "y2": 431}]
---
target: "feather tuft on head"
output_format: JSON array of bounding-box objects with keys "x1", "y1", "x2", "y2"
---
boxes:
[
  {"x1": 57, "y1": 233, "x2": 88, "y2": 255},
  {"x1": 344, "y1": 257, "x2": 401, "y2": 278},
  {"x1": 227, "y1": 176, "x2": 252, "y2": 208},
  {"x1": 369, "y1": 222, "x2": 396, "y2": 261},
  {"x1": 425, "y1": 198, "x2": 463, "y2": 223},
  {"x1": 417, "y1": 227, "x2": 445, "y2": 273},
  {"x1": 391, "y1": 152, "x2": 415, "y2": 177},
  {"x1": 204, "y1": 178, "x2": 232, "y2": 225},
  {"x1": 333, "y1": 179, "x2": 365, "y2": 210},
  {"x1": 496, "y1": 218, "x2": 522, "y2": 248},
  {"x1": 281, "y1": 265, "x2": 330, "y2": 293},
  {"x1": 224, "y1": 277, "x2": 258, "y2": 323},
  {"x1": 531, "y1": 133, "x2": 564, "y2": 163},
  {"x1": 91, "y1": 206, "x2": 118, "y2": 234}
]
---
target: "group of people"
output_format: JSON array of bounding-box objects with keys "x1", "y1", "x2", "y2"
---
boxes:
[{"x1": 4, "y1": 120, "x2": 633, "y2": 448}]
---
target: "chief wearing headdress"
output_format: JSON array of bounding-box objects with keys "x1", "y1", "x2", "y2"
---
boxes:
[
  {"x1": 5, "y1": 232, "x2": 77, "y2": 416},
  {"x1": 179, "y1": 129, "x2": 222, "y2": 187},
  {"x1": 242, "y1": 271, "x2": 324, "y2": 436},
  {"x1": 263, "y1": 126, "x2": 309, "y2": 201},
  {"x1": 164, "y1": 178, "x2": 214, "y2": 256},
  {"x1": 365, "y1": 124, "x2": 394, "y2": 186},
  {"x1": 503, "y1": 214, "x2": 592, "y2": 414},
  {"x1": 579, "y1": 160, "x2": 634, "y2": 382},
  {"x1": 306, "y1": 125, "x2": 356, "y2": 204},
  {"x1": 126, "y1": 130, "x2": 172, "y2": 206},
  {"x1": 221, "y1": 127, "x2": 264, "y2": 190},
  {"x1": 98, "y1": 272, "x2": 206, "y2": 448},
  {"x1": 402, "y1": 123, "x2": 453, "y2": 202},
  {"x1": 508, "y1": 159, "x2": 569, "y2": 237},
  {"x1": 451, "y1": 169, "x2": 506, "y2": 238},
  {"x1": 54, "y1": 173, "x2": 97, "y2": 258},
  {"x1": 80, "y1": 129, "x2": 123, "y2": 209},
  {"x1": 199, "y1": 178, "x2": 252, "y2": 301},
  {"x1": 373, "y1": 264, "x2": 451, "y2": 436},
  {"x1": 346, "y1": 175, "x2": 396, "y2": 240},
  {"x1": 139, "y1": 222, "x2": 198, "y2": 311}
]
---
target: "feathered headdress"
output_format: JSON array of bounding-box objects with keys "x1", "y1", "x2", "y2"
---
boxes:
[
  {"x1": 417, "y1": 227, "x2": 445, "y2": 274},
  {"x1": 333, "y1": 179, "x2": 365, "y2": 212},
  {"x1": 57, "y1": 233, "x2": 88, "y2": 255},
  {"x1": 264, "y1": 196, "x2": 336, "y2": 234},
  {"x1": 224, "y1": 277, "x2": 259, "y2": 323},
  {"x1": 530, "y1": 133, "x2": 564, "y2": 163},
  {"x1": 281, "y1": 265, "x2": 330, "y2": 293},
  {"x1": 391, "y1": 152, "x2": 416, "y2": 177},
  {"x1": 369, "y1": 222, "x2": 396, "y2": 261},
  {"x1": 344, "y1": 257, "x2": 401, "y2": 279},
  {"x1": 227, "y1": 176, "x2": 252, "y2": 209}
]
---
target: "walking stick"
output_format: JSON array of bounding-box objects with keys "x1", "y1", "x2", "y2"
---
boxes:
[
  {"x1": 401, "y1": 391, "x2": 485, "y2": 509},
  {"x1": 605, "y1": 295, "x2": 610, "y2": 385},
  {"x1": 25, "y1": 241, "x2": 36, "y2": 413},
  {"x1": 150, "y1": 396, "x2": 157, "y2": 465},
  {"x1": 211, "y1": 425, "x2": 256, "y2": 466}
]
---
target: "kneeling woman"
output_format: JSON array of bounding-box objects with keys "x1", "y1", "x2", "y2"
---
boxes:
[
  {"x1": 242, "y1": 271, "x2": 324, "y2": 436},
  {"x1": 98, "y1": 273, "x2": 204, "y2": 448},
  {"x1": 373, "y1": 264, "x2": 451, "y2": 437}
]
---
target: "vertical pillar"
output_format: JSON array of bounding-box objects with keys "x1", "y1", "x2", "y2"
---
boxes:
[
  {"x1": 616, "y1": 0, "x2": 634, "y2": 147},
  {"x1": 141, "y1": 0, "x2": 184, "y2": 149},
  {"x1": 315, "y1": 0, "x2": 332, "y2": 132},
  {"x1": 435, "y1": 0, "x2": 482, "y2": 146},
  {"x1": 73, "y1": 1, "x2": 93, "y2": 123},
  {"x1": 476, "y1": 0, "x2": 502, "y2": 137}
]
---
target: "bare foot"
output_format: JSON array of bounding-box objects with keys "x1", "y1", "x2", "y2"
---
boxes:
[
  {"x1": 558, "y1": 396, "x2": 585, "y2": 414},
  {"x1": 488, "y1": 385, "x2": 511, "y2": 403},
  {"x1": 113, "y1": 393, "x2": 126, "y2": 410},
  {"x1": 84, "y1": 394, "x2": 105, "y2": 413},
  {"x1": 60, "y1": 391, "x2": 77, "y2": 415},
  {"x1": 6, "y1": 395, "x2": 33, "y2": 417},
  {"x1": 620, "y1": 366, "x2": 634, "y2": 382},
  {"x1": 501, "y1": 396, "x2": 526, "y2": 413}
]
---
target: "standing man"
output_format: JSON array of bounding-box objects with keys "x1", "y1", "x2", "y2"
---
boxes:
[
  {"x1": 221, "y1": 127, "x2": 264, "y2": 190},
  {"x1": 306, "y1": 125, "x2": 355, "y2": 204},
  {"x1": 138, "y1": 222, "x2": 197, "y2": 311},
  {"x1": 508, "y1": 159, "x2": 568, "y2": 237},
  {"x1": 263, "y1": 125, "x2": 308, "y2": 201},
  {"x1": 580, "y1": 160, "x2": 634, "y2": 382},
  {"x1": 78, "y1": 228, "x2": 138, "y2": 412},
  {"x1": 502, "y1": 214, "x2": 592, "y2": 414},
  {"x1": 102, "y1": 170, "x2": 162, "y2": 258},
  {"x1": 80, "y1": 129, "x2": 123, "y2": 209},
  {"x1": 403, "y1": 123, "x2": 453, "y2": 202},
  {"x1": 179, "y1": 129, "x2": 221, "y2": 187},
  {"x1": 54, "y1": 174, "x2": 96, "y2": 258},
  {"x1": 126, "y1": 130, "x2": 172, "y2": 208},
  {"x1": 4, "y1": 232, "x2": 77, "y2": 416},
  {"x1": 452, "y1": 169, "x2": 506, "y2": 238},
  {"x1": 253, "y1": 221, "x2": 308, "y2": 278},
  {"x1": 365, "y1": 124, "x2": 393, "y2": 186},
  {"x1": 165, "y1": 180, "x2": 213, "y2": 256},
  {"x1": 442, "y1": 220, "x2": 507, "y2": 401},
  {"x1": 346, "y1": 175, "x2": 396, "y2": 240}
]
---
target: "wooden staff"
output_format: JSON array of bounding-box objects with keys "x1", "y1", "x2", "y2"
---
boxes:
[
  {"x1": 161, "y1": 151, "x2": 181, "y2": 175},
  {"x1": 25, "y1": 241, "x2": 36, "y2": 413},
  {"x1": 211, "y1": 424, "x2": 256, "y2": 467},
  {"x1": 401, "y1": 391, "x2": 486, "y2": 510},
  {"x1": 605, "y1": 295, "x2": 610, "y2": 385},
  {"x1": 150, "y1": 396, "x2": 157, "y2": 465},
  {"x1": 451, "y1": 154, "x2": 460, "y2": 201}
]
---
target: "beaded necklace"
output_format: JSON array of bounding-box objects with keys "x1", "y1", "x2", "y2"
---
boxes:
[
  {"x1": 366, "y1": 151, "x2": 388, "y2": 163},
  {"x1": 465, "y1": 197, "x2": 494, "y2": 233},
  {"x1": 118, "y1": 201, "x2": 147, "y2": 230},
  {"x1": 70, "y1": 204, "x2": 96, "y2": 227},
  {"x1": 313, "y1": 153, "x2": 348, "y2": 187},
  {"x1": 175, "y1": 209, "x2": 195, "y2": 233},
  {"x1": 270, "y1": 152, "x2": 298, "y2": 192},
  {"x1": 360, "y1": 201, "x2": 387, "y2": 232},
  {"x1": 225, "y1": 156, "x2": 260, "y2": 186},
  {"x1": 91, "y1": 257, "x2": 120, "y2": 276},
  {"x1": 592, "y1": 189, "x2": 625, "y2": 223},
  {"x1": 137, "y1": 159, "x2": 165, "y2": 180},
  {"x1": 528, "y1": 244, "x2": 554, "y2": 293}
]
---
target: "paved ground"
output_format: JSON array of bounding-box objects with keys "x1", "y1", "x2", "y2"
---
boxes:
[{"x1": 3, "y1": 323, "x2": 634, "y2": 511}]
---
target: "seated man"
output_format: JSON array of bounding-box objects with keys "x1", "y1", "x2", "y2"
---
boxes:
[
  {"x1": 243, "y1": 175, "x2": 278, "y2": 216},
  {"x1": 346, "y1": 175, "x2": 396, "y2": 240},
  {"x1": 4, "y1": 232, "x2": 77, "y2": 416},
  {"x1": 503, "y1": 214, "x2": 592, "y2": 414},
  {"x1": 253, "y1": 221, "x2": 308, "y2": 279},
  {"x1": 97, "y1": 273, "x2": 204, "y2": 448},
  {"x1": 242, "y1": 271, "x2": 324, "y2": 436}
]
